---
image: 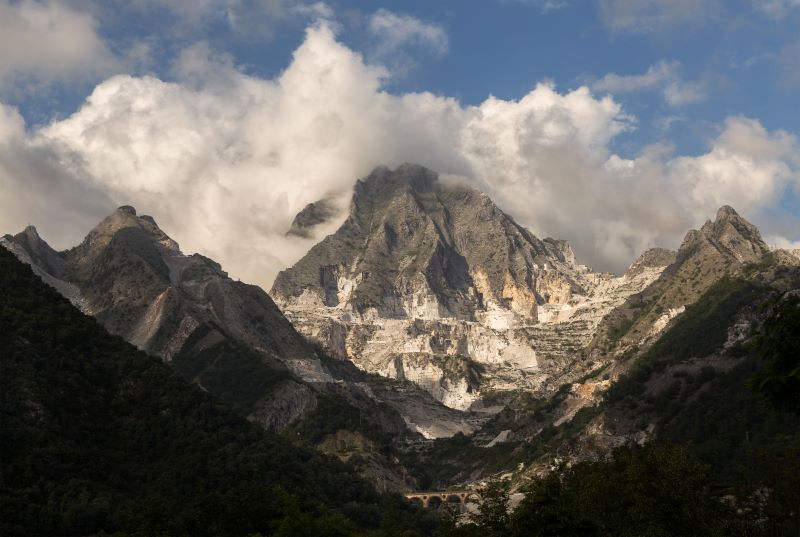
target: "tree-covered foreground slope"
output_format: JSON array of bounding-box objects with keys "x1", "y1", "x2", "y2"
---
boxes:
[{"x1": 0, "y1": 247, "x2": 436, "y2": 537}]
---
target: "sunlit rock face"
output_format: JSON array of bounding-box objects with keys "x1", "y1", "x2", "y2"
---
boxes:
[{"x1": 272, "y1": 164, "x2": 671, "y2": 410}]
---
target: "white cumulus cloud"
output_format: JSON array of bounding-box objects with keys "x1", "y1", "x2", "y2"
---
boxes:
[
  {"x1": 1, "y1": 22, "x2": 798, "y2": 290},
  {"x1": 0, "y1": 103, "x2": 114, "y2": 245}
]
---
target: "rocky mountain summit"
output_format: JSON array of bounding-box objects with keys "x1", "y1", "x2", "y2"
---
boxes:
[
  {"x1": 552, "y1": 212, "x2": 800, "y2": 471},
  {"x1": 2, "y1": 207, "x2": 330, "y2": 430},
  {"x1": 5, "y1": 207, "x2": 310, "y2": 362},
  {"x1": 273, "y1": 164, "x2": 583, "y2": 322},
  {"x1": 272, "y1": 164, "x2": 674, "y2": 420}
]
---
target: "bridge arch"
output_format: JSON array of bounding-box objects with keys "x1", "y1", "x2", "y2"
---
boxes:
[
  {"x1": 408, "y1": 496, "x2": 424, "y2": 508},
  {"x1": 404, "y1": 491, "x2": 482, "y2": 510},
  {"x1": 427, "y1": 496, "x2": 443, "y2": 509}
]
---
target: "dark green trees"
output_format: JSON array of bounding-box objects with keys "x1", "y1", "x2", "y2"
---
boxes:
[
  {"x1": 0, "y1": 247, "x2": 433, "y2": 536},
  {"x1": 753, "y1": 296, "x2": 800, "y2": 414}
]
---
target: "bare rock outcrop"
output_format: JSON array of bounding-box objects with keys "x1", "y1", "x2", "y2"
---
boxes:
[{"x1": 272, "y1": 164, "x2": 671, "y2": 413}]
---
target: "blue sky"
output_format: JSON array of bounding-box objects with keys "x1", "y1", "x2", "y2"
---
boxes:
[{"x1": 0, "y1": 0, "x2": 799, "y2": 285}]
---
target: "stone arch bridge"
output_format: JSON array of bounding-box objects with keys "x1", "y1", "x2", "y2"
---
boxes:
[{"x1": 404, "y1": 491, "x2": 482, "y2": 509}]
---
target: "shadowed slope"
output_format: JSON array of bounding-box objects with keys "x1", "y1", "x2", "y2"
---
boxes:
[{"x1": 0, "y1": 246, "x2": 437, "y2": 536}]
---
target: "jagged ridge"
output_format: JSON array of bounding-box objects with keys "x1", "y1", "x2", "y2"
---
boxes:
[
  {"x1": 2, "y1": 207, "x2": 326, "y2": 431},
  {"x1": 273, "y1": 164, "x2": 584, "y2": 322}
]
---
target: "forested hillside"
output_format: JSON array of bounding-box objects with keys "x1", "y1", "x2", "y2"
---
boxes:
[{"x1": 0, "y1": 247, "x2": 434, "y2": 536}]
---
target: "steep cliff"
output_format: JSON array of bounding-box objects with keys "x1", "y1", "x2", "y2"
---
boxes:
[{"x1": 272, "y1": 164, "x2": 672, "y2": 412}]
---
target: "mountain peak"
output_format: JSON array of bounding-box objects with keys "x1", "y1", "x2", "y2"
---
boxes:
[
  {"x1": 626, "y1": 247, "x2": 677, "y2": 278},
  {"x1": 352, "y1": 163, "x2": 438, "y2": 208},
  {"x1": 117, "y1": 205, "x2": 137, "y2": 216},
  {"x1": 11, "y1": 203, "x2": 315, "y2": 374},
  {"x1": 77, "y1": 206, "x2": 179, "y2": 254},
  {"x1": 286, "y1": 199, "x2": 337, "y2": 238},
  {"x1": 679, "y1": 205, "x2": 767, "y2": 266},
  {"x1": 715, "y1": 204, "x2": 739, "y2": 221},
  {"x1": 4, "y1": 224, "x2": 64, "y2": 278},
  {"x1": 23, "y1": 224, "x2": 40, "y2": 237},
  {"x1": 273, "y1": 163, "x2": 583, "y2": 321},
  {"x1": 17, "y1": 225, "x2": 48, "y2": 254},
  {"x1": 704, "y1": 204, "x2": 758, "y2": 232}
]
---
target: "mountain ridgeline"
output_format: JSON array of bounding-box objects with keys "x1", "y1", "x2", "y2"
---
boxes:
[
  {"x1": 426, "y1": 197, "x2": 800, "y2": 490},
  {"x1": 3, "y1": 208, "x2": 316, "y2": 428},
  {"x1": 3, "y1": 163, "x2": 800, "y2": 534}
]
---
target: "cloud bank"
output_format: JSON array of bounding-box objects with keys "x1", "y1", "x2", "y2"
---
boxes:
[{"x1": 1, "y1": 22, "x2": 799, "y2": 289}]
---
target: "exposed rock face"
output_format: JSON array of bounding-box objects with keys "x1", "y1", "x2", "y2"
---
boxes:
[
  {"x1": 38, "y1": 206, "x2": 313, "y2": 365},
  {"x1": 590, "y1": 205, "x2": 772, "y2": 357},
  {"x1": 695, "y1": 205, "x2": 768, "y2": 263},
  {"x1": 286, "y1": 199, "x2": 338, "y2": 238},
  {"x1": 625, "y1": 248, "x2": 676, "y2": 278},
  {"x1": 273, "y1": 164, "x2": 672, "y2": 411},
  {"x1": 425, "y1": 207, "x2": 800, "y2": 488},
  {"x1": 273, "y1": 164, "x2": 583, "y2": 321},
  {"x1": 2, "y1": 227, "x2": 88, "y2": 311}
]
